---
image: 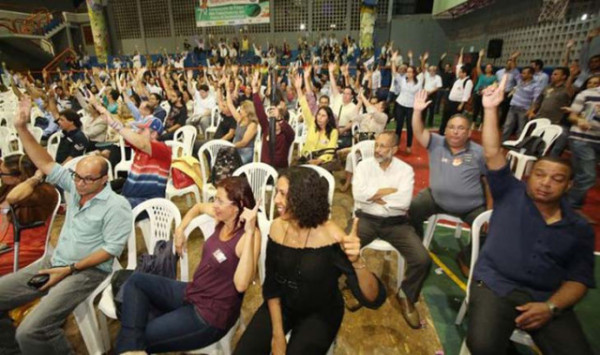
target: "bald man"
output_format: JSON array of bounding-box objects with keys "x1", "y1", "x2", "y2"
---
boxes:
[{"x1": 0, "y1": 96, "x2": 132, "y2": 355}]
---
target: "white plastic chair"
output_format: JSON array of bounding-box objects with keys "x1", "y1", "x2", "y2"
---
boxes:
[
  {"x1": 233, "y1": 162, "x2": 278, "y2": 220},
  {"x1": 506, "y1": 124, "x2": 563, "y2": 180},
  {"x1": 204, "y1": 106, "x2": 221, "y2": 139},
  {"x1": 457, "y1": 210, "x2": 536, "y2": 353},
  {"x1": 165, "y1": 151, "x2": 201, "y2": 207},
  {"x1": 29, "y1": 126, "x2": 44, "y2": 143},
  {"x1": 114, "y1": 135, "x2": 134, "y2": 178},
  {"x1": 422, "y1": 214, "x2": 465, "y2": 250},
  {"x1": 183, "y1": 214, "x2": 241, "y2": 355},
  {"x1": 46, "y1": 131, "x2": 62, "y2": 160},
  {"x1": 174, "y1": 125, "x2": 197, "y2": 156},
  {"x1": 502, "y1": 118, "x2": 551, "y2": 148},
  {"x1": 350, "y1": 140, "x2": 375, "y2": 172},
  {"x1": 198, "y1": 139, "x2": 235, "y2": 202},
  {"x1": 159, "y1": 100, "x2": 171, "y2": 113},
  {"x1": 302, "y1": 164, "x2": 335, "y2": 207},
  {"x1": 253, "y1": 124, "x2": 262, "y2": 162},
  {"x1": 165, "y1": 140, "x2": 186, "y2": 159}
]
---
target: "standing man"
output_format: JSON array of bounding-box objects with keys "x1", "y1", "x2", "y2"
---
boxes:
[
  {"x1": 418, "y1": 65, "x2": 443, "y2": 127},
  {"x1": 531, "y1": 59, "x2": 549, "y2": 90},
  {"x1": 353, "y1": 131, "x2": 432, "y2": 329},
  {"x1": 495, "y1": 52, "x2": 521, "y2": 124},
  {"x1": 440, "y1": 49, "x2": 473, "y2": 136},
  {"x1": 466, "y1": 75, "x2": 595, "y2": 354},
  {"x1": 501, "y1": 67, "x2": 543, "y2": 141},
  {"x1": 0, "y1": 96, "x2": 132, "y2": 355}
]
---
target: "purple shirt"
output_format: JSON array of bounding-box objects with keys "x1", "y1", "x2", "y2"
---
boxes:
[{"x1": 184, "y1": 224, "x2": 244, "y2": 330}]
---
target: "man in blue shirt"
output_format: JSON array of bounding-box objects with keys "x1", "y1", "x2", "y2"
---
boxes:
[
  {"x1": 466, "y1": 75, "x2": 595, "y2": 354},
  {"x1": 0, "y1": 96, "x2": 133, "y2": 355}
]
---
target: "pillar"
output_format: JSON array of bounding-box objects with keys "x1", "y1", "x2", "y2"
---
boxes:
[{"x1": 86, "y1": 0, "x2": 110, "y2": 63}]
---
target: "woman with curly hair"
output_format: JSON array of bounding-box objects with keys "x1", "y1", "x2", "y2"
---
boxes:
[
  {"x1": 294, "y1": 74, "x2": 339, "y2": 170},
  {"x1": 234, "y1": 167, "x2": 386, "y2": 355}
]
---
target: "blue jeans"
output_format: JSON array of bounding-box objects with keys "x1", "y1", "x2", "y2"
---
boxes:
[
  {"x1": 568, "y1": 139, "x2": 600, "y2": 209},
  {"x1": 116, "y1": 273, "x2": 226, "y2": 353}
]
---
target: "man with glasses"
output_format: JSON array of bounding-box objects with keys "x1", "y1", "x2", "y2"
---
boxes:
[
  {"x1": 0, "y1": 96, "x2": 132, "y2": 355},
  {"x1": 410, "y1": 91, "x2": 490, "y2": 275},
  {"x1": 353, "y1": 131, "x2": 431, "y2": 329}
]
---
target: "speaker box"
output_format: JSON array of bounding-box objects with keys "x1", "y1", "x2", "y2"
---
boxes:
[{"x1": 487, "y1": 39, "x2": 503, "y2": 59}]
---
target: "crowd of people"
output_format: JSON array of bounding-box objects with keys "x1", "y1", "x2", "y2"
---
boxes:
[{"x1": 0, "y1": 26, "x2": 598, "y2": 354}]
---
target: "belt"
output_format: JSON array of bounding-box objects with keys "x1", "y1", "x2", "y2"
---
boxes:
[{"x1": 355, "y1": 210, "x2": 408, "y2": 226}]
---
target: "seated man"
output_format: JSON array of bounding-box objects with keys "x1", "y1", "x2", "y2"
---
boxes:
[
  {"x1": 353, "y1": 131, "x2": 432, "y2": 329},
  {"x1": 53, "y1": 109, "x2": 89, "y2": 165},
  {"x1": 409, "y1": 90, "x2": 489, "y2": 272},
  {"x1": 466, "y1": 75, "x2": 595, "y2": 354},
  {"x1": 91, "y1": 101, "x2": 171, "y2": 209},
  {"x1": 0, "y1": 96, "x2": 132, "y2": 355}
]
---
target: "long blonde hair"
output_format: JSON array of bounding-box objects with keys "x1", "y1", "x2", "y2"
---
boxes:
[{"x1": 240, "y1": 100, "x2": 258, "y2": 124}]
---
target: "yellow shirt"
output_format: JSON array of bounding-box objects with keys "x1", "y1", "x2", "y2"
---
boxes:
[{"x1": 299, "y1": 96, "x2": 338, "y2": 162}]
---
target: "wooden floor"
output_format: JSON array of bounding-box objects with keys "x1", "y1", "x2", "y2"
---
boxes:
[{"x1": 44, "y1": 169, "x2": 444, "y2": 354}]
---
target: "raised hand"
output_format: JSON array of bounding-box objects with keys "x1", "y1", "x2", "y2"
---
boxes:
[
  {"x1": 15, "y1": 96, "x2": 32, "y2": 128},
  {"x1": 413, "y1": 90, "x2": 432, "y2": 112},
  {"x1": 440, "y1": 52, "x2": 447, "y2": 60},
  {"x1": 482, "y1": 73, "x2": 508, "y2": 109},
  {"x1": 341, "y1": 218, "x2": 361, "y2": 263},
  {"x1": 293, "y1": 73, "x2": 303, "y2": 91},
  {"x1": 239, "y1": 200, "x2": 260, "y2": 234},
  {"x1": 407, "y1": 49, "x2": 413, "y2": 58},
  {"x1": 479, "y1": 48, "x2": 485, "y2": 57},
  {"x1": 251, "y1": 70, "x2": 260, "y2": 92},
  {"x1": 328, "y1": 62, "x2": 336, "y2": 74},
  {"x1": 186, "y1": 69, "x2": 194, "y2": 80}
]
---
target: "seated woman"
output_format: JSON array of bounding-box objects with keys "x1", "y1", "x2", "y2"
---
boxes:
[
  {"x1": 115, "y1": 176, "x2": 260, "y2": 354},
  {"x1": 234, "y1": 167, "x2": 386, "y2": 355},
  {"x1": 226, "y1": 87, "x2": 258, "y2": 165},
  {"x1": 0, "y1": 154, "x2": 58, "y2": 275},
  {"x1": 294, "y1": 74, "x2": 339, "y2": 170}
]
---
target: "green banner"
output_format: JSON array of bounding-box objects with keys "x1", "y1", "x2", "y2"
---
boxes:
[{"x1": 195, "y1": 0, "x2": 270, "y2": 27}]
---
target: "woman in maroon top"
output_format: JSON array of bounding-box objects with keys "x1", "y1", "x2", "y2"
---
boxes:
[{"x1": 115, "y1": 177, "x2": 260, "y2": 354}]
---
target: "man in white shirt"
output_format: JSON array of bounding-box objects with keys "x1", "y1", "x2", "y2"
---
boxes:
[
  {"x1": 440, "y1": 65, "x2": 473, "y2": 135},
  {"x1": 328, "y1": 63, "x2": 357, "y2": 147},
  {"x1": 353, "y1": 132, "x2": 432, "y2": 329},
  {"x1": 418, "y1": 66, "x2": 443, "y2": 127},
  {"x1": 189, "y1": 83, "x2": 216, "y2": 134}
]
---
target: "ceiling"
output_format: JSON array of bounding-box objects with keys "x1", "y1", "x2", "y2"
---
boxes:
[{"x1": 433, "y1": 0, "x2": 496, "y2": 19}]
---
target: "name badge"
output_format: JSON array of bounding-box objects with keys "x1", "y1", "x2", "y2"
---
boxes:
[
  {"x1": 213, "y1": 249, "x2": 227, "y2": 263},
  {"x1": 452, "y1": 158, "x2": 463, "y2": 166}
]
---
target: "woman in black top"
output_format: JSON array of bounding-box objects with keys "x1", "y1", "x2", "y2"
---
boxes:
[{"x1": 234, "y1": 167, "x2": 386, "y2": 355}]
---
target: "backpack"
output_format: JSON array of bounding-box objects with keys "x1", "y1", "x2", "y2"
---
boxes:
[
  {"x1": 211, "y1": 146, "x2": 243, "y2": 185},
  {"x1": 111, "y1": 240, "x2": 179, "y2": 318}
]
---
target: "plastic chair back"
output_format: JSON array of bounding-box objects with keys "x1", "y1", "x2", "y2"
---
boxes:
[
  {"x1": 350, "y1": 140, "x2": 375, "y2": 173},
  {"x1": 174, "y1": 125, "x2": 197, "y2": 156},
  {"x1": 233, "y1": 162, "x2": 278, "y2": 220}
]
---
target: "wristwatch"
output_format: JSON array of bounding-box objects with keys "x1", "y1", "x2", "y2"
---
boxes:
[
  {"x1": 546, "y1": 301, "x2": 561, "y2": 316},
  {"x1": 69, "y1": 263, "x2": 79, "y2": 274}
]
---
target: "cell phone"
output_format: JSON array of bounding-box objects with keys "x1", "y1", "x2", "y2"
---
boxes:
[{"x1": 27, "y1": 274, "x2": 50, "y2": 289}]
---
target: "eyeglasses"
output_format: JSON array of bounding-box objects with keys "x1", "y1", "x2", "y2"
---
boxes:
[
  {"x1": 0, "y1": 172, "x2": 20, "y2": 177},
  {"x1": 446, "y1": 125, "x2": 468, "y2": 132},
  {"x1": 69, "y1": 169, "x2": 106, "y2": 184}
]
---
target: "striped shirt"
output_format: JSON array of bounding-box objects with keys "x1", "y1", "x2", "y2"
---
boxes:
[
  {"x1": 569, "y1": 87, "x2": 600, "y2": 144},
  {"x1": 122, "y1": 141, "x2": 172, "y2": 207}
]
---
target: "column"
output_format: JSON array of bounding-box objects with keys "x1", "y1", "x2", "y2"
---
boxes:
[{"x1": 86, "y1": 0, "x2": 110, "y2": 63}]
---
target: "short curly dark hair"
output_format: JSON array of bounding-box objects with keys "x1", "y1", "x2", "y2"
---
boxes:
[{"x1": 279, "y1": 167, "x2": 329, "y2": 229}]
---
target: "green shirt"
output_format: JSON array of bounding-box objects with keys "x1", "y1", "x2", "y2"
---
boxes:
[{"x1": 47, "y1": 163, "x2": 132, "y2": 273}]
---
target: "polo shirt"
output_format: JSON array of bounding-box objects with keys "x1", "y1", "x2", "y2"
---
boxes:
[
  {"x1": 46, "y1": 164, "x2": 132, "y2": 273},
  {"x1": 395, "y1": 77, "x2": 422, "y2": 108},
  {"x1": 121, "y1": 141, "x2": 172, "y2": 208},
  {"x1": 55, "y1": 129, "x2": 89, "y2": 164},
  {"x1": 427, "y1": 133, "x2": 486, "y2": 213},
  {"x1": 473, "y1": 164, "x2": 596, "y2": 301},
  {"x1": 535, "y1": 83, "x2": 572, "y2": 124}
]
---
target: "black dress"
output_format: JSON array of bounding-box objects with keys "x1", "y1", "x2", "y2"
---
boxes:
[{"x1": 234, "y1": 238, "x2": 386, "y2": 355}]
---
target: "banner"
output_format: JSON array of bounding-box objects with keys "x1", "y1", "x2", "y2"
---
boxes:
[{"x1": 195, "y1": 0, "x2": 270, "y2": 27}]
